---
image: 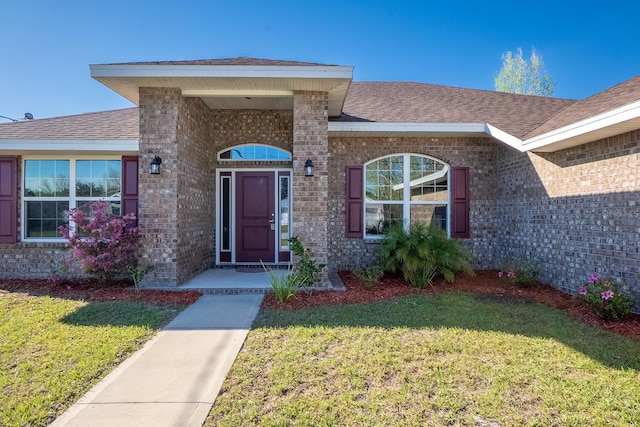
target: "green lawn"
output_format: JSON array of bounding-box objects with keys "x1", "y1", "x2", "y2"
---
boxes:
[
  {"x1": 0, "y1": 291, "x2": 184, "y2": 427},
  {"x1": 206, "y1": 292, "x2": 640, "y2": 427}
]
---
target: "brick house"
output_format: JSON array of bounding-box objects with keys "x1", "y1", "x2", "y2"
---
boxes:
[{"x1": 0, "y1": 57, "x2": 638, "y2": 297}]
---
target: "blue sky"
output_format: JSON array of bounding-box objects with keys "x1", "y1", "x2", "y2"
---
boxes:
[{"x1": 1, "y1": 1, "x2": 639, "y2": 120}]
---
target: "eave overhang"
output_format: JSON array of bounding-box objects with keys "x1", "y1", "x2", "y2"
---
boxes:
[
  {"x1": 0, "y1": 139, "x2": 139, "y2": 155},
  {"x1": 521, "y1": 99, "x2": 640, "y2": 152},
  {"x1": 328, "y1": 122, "x2": 488, "y2": 138},
  {"x1": 90, "y1": 64, "x2": 354, "y2": 117},
  {"x1": 330, "y1": 98, "x2": 640, "y2": 153}
]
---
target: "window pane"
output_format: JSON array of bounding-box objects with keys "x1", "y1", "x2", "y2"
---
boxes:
[
  {"x1": 76, "y1": 160, "x2": 91, "y2": 178},
  {"x1": 75, "y1": 160, "x2": 121, "y2": 198},
  {"x1": 107, "y1": 179, "x2": 121, "y2": 197},
  {"x1": 221, "y1": 178, "x2": 231, "y2": 251},
  {"x1": 75, "y1": 200, "x2": 121, "y2": 216},
  {"x1": 109, "y1": 201, "x2": 121, "y2": 216},
  {"x1": 24, "y1": 160, "x2": 69, "y2": 197},
  {"x1": 279, "y1": 176, "x2": 290, "y2": 250},
  {"x1": 218, "y1": 145, "x2": 291, "y2": 161},
  {"x1": 365, "y1": 156, "x2": 403, "y2": 201},
  {"x1": 40, "y1": 160, "x2": 56, "y2": 178},
  {"x1": 409, "y1": 155, "x2": 448, "y2": 202},
  {"x1": 107, "y1": 160, "x2": 121, "y2": 179},
  {"x1": 410, "y1": 204, "x2": 447, "y2": 231},
  {"x1": 410, "y1": 175, "x2": 449, "y2": 202},
  {"x1": 25, "y1": 201, "x2": 68, "y2": 238},
  {"x1": 365, "y1": 203, "x2": 403, "y2": 236},
  {"x1": 76, "y1": 179, "x2": 91, "y2": 197}
]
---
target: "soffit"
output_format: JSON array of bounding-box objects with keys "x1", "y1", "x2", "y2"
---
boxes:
[{"x1": 90, "y1": 64, "x2": 353, "y2": 117}]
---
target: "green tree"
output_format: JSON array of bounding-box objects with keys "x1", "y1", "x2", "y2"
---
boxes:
[{"x1": 495, "y1": 47, "x2": 555, "y2": 96}]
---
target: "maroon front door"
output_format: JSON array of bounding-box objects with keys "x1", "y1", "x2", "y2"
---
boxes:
[{"x1": 235, "y1": 172, "x2": 276, "y2": 262}]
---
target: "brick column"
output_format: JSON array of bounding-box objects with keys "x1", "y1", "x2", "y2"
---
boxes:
[
  {"x1": 292, "y1": 91, "x2": 330, "y2": 286},
  {"x1": 138, "y1": 88, "x2": 181, "y2": 287}
]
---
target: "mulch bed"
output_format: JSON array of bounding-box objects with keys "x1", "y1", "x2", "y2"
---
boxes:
[
  {"x1": 2, "y1": 271, "x2": 639, "y2": 340},
  {"x1": 0, "y1": 278, "x2": 202, "y2": 305},
  {"x1": 262, "y1": 270, "x2": 640, "y2": 340}
]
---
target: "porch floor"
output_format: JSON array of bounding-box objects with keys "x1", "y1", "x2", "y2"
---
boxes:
[
  {"x1": 173, "y1": 268, "x2": 346, "y2": 294},
  {"x1": 178, "y1": 268, "x2": 278, "y2": 294}
]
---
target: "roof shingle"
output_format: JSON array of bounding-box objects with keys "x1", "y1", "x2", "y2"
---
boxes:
[
  {"x1": 0, "y1": 108, "x2": 138, "y2": 140},
  {"x1": 524, "y1": 74, "x2": 640, "y2": 138},
  {"x1": 102, "y1": 56, "x2": 337, "y2": 67},
  {"x1": 337, "y1": 82, "x2": 576, "y2": 138}
]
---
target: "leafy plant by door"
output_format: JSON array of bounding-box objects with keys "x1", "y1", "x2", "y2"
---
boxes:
[{"x1": 288, "y1": 236, "x2": 326, "y2": 288}]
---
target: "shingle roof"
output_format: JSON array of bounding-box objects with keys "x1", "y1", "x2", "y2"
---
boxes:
[
  {"x1": 338, "y1": 82, "x2": 576, "y2": 138},
  {"x1": 524, "y1": 74, "x2": 640, "y2": 138},
  {"x1": 104, "y1": 56, "x2": 337, "y2": 67},
  {"x1": 3, "y1": 73, "x2": 638, "y2": 143},
  {"x1": 0, "y1": 108, "x2": 138, "y2": 140}
]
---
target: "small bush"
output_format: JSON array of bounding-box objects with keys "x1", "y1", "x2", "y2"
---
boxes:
[
  {"x1": 127, "y1": 264, "x2": 155, "y2": 292},
  {"x1": 262, "y1": 262, "x2": 300, "y2": 303},
  {"x1": 378, "y1": 223, "x2": 473, "y2": 288},
  {"x1": 288, "y1": 236, "x2": 326, "y2": 288},
  {"x1": 577, "y1": 273, "x2": 634, "y2": 320},
  {"x1": 49, "y1": 250, "x2": 73, "y2": 284},
  {"x1": 353, "y1": 265, "x2": 384, "y2": 289},
  {"x1": 498, "y1": 259, "x2": 539, "y2": 287}
]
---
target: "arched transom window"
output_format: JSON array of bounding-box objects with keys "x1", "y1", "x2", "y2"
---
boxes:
[
  {"x1": 364, "y1": 154, "x2": 449, "y2": 236},
  {"x1": 218, "y1": 144, "x2": 291, "y2": 161}
]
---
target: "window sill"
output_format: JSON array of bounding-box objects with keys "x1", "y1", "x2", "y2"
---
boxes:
[{"x1": 364, "y1": 238, "x2": 382, "y2": 245}]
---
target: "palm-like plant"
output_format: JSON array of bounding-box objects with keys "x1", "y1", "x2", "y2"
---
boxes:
[{"x1": 378, "y1": 223, "x2": 473, "y2": 288}]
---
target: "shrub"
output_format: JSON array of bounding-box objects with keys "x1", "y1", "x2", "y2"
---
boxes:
[
  {"x1": 59, "y1": 200, "x2": 140, "y2": 284},
  {"x1": 378, "y1": 223, "x2": 473, "y2": 288},
  {"x1": 352, "y1": 265, "x2": 384, "y2": 289},
  {"x1": 288, "y1": 236, "x2": 326, "y2": 288},
  {"x1": 127, "y1": 265, "x2": 155, "y2": 292},
  {"x1": 262, "y1": 262, "x2": 301, "y2": 303},
  {"x1": 49, "y1": 250, "x2": 73, "y2": 284},
  {"x1": 498, "y1": 258, "x2": 539, "y2": 287},
  {"x1": 577, "y1": 273, "x2": 634, "y2": 320}
]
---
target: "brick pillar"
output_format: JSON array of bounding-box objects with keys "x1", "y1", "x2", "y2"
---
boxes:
[
  {"x1": 138, "y1": 88, "x2": 181, "y2": 287},
  {"x1": 292, "y1": 91, "x2": 330, "y2": 286}
]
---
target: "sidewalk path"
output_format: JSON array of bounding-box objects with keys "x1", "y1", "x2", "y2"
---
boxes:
[{"x1": 50, "y1": 294, "x2": 264, "y2": 427}]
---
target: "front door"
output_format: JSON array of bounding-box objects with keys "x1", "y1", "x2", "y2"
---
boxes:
[{"x1": 235, "y1": 172, "x2": 276, "y2": 262}]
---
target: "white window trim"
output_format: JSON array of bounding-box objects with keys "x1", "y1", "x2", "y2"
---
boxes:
[
  {"x1": 22, "y1": 155, "x2": 122, "y2": 242},
  {"x1": 364, "y1": 153, "x2": 450, "y2": 239}
]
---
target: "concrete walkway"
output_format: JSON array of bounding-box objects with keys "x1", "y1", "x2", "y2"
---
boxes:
[{"x1": 50, "y1": 293, "x2": 264, "y2": 427}]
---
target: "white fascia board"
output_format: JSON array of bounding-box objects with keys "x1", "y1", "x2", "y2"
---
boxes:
[
  {"x1": 182, "y1": 89, "x2": 293, "y2": 97},
  {"x1": 328, "y1": 122, "x2": 487, "y2": 134},
  {"x1": 0, "y1": 139, "x2": 139, "y2": 152},
  {"x1": 484, "y1": 124, "x2": 525, "y2": 152},
  {"x1": 522, "y1": 99, "x2": 640, "y2": 151},
  {"x1": 90, "y1": 64, "x2": 354, "y2": 80}
]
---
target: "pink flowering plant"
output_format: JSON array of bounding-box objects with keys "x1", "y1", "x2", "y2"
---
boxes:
[
  {"x1": 577, "y1": 273, "x2": 634, "y2": 320},
  {"x1": 59, "y1": 200, "x2": 140, "y2": 284},
  {"x1": 498, "y1": 259, "x2": 539, "y2": 287}
]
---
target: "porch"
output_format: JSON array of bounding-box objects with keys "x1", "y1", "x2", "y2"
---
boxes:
[{"x1": 167, "y1": 268, "x2": 346, "y2": 294}]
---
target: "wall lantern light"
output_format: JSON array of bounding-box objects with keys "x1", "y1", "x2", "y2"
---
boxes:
[
  {"x1": 304, "y1": 159, "x2": 314, "y2": 177},
  {"x1": 150, "y1": 155, "x2": 162, "y2": 175}
]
